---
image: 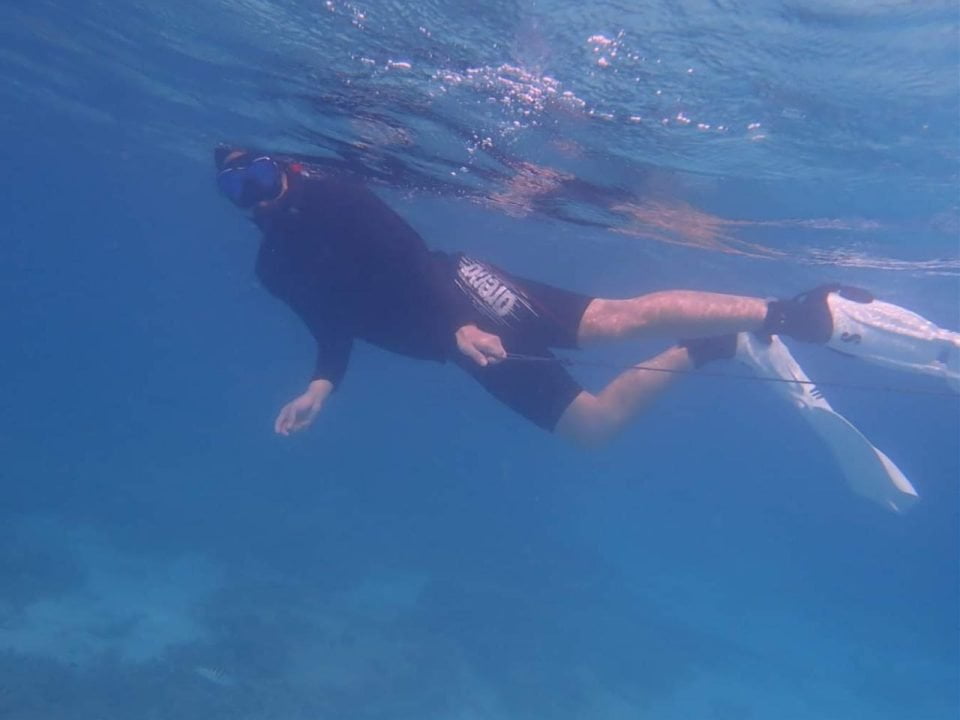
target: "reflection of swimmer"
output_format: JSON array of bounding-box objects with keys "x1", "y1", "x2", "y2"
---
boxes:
[
  {"x1": 214, "y1": 145, "x2": 958, "y2": 452},
  {"x1": 613, "y1": 199, "x2": 782, "y2": 257},
  {"x1": 486, "y1": 162, "x2": 572, "y2": 217}
]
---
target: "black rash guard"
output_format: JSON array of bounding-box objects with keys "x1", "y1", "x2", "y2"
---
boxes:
[{"x1": 253, "y1": 167, "x2": 473, "y2": 389}]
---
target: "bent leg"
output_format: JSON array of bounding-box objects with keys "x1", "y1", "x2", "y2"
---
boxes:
[
  {"x1": 555, "y1": 345, "x2": 693, "y2": 447},
  {"x1": 578, "y1": 291, "x2": 767, "y2": 345}
]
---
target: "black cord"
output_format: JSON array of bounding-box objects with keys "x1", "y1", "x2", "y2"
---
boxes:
[{"x1": 503, "y1": 353, "x2": 958, "y2": 398}]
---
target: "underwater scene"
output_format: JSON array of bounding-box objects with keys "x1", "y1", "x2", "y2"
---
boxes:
[{"x1": 1, "y1": 1, "x2": 958, "y2": 718}]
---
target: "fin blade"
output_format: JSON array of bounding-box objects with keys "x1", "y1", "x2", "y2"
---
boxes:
[{"x1": 736, "y1": 333, "x2": 919, "y2": 512}]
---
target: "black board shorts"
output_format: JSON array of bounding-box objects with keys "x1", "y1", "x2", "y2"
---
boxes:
[{"x1": 451, "y1": 256, "x2": 594, "y2": 431}]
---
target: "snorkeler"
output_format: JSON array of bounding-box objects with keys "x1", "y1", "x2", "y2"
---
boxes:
[{"x1": 213, "y1": 146, "x2": 959, "y2": 458}]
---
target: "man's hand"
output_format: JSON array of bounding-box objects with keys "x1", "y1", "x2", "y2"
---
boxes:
[
  {"x1": 274, "y1": 379, "x2": 332, "y2": 435},
  {"x1": 456, "y1": 324, "x2": 507, "y2": 367}
]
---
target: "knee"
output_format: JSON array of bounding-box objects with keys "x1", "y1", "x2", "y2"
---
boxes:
[{"x1": 555, "y1": 394, "x2": 616, "y2": 450}]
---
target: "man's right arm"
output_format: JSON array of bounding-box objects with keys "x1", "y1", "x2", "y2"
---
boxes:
[
  {"x1": 304, "y1": 378, "x2": 334, "y2": 400},
  {"x1": 273, "y1": 293, "x2": 353, "y2": 434},
  {"x1": 455, "y1": 324, "x2": 507, "y2": 366},
  {"x1": 274, "y1": 378, "x2": 334, "y2": 436}
]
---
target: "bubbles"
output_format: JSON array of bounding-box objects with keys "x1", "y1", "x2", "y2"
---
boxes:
[
  {"x1": 26, "y1": 0, "x2": 944, "y2": 269},
  {"x1": 587, "y1": 34, "x2": 615, "y2": 47},
  {"x1": 586, "y1": 30, "x2": 624, "y2": 67},
  {"x1": 747, "y1": 122, "x2": 766, "y2": 141},
  {"x1": 432, "y1": 63, "x2": 588, "y2": 125}
]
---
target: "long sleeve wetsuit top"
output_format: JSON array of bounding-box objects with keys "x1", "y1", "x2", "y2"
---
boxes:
[{"x1": 253, "y1": 168, "x2": 472, "y2": 389}]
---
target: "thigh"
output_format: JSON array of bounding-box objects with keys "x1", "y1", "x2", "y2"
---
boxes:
[
  {"x1": 454, "y1": 345, "x2": 584, "y2": 432},
  {"x1": 454, "y1": 255, "x2": 594, "y2": 349},
  {"x1": 575, "y1": 297, "x2": 636, "y2": 345}
]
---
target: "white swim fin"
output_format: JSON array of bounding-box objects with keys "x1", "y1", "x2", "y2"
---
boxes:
[
  {"x1": 736, "y1": 332, "x2": 919, "y2": 513},
  {"x1": 826, "y1": 293, "x2": 959, "y2": 392}
]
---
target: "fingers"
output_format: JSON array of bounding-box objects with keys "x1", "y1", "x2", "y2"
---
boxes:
[
  {"x1": 275, "y1": 410, "x2": 291, "y2": 436},
  {"x1": 291, "y1": 408, "x2": 315, "y2": 432},
  {"x1": 276, "y1": 398, "x2": 325, "y2": 436},
  {"x1": 461, "y1": 339, "x2": 507, "y2": 367},
  {"x1": 488, "y1": 337, "x2": 507, "y2": 363},
  {"x1": 275, "y1": 404, "x2": 299, "y2": 436},
  {"x1": 457, "y1": 327, "x2": 508, "y2": 367},
  {"x1": 464, "y1": 344, "x2": 489, "y2": 367},
  {"x1": 479, "y1": 338, "x2": 507, "y2": 365}
]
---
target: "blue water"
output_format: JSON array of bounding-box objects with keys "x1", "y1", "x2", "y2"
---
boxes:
[{"x1": 1, "y1": 1, "x2": 958, "y2": 718}]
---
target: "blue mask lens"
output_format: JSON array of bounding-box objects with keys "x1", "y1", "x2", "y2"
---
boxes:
[{"x1": 217, "y1": 157, "x2": 282, "y2": 208}]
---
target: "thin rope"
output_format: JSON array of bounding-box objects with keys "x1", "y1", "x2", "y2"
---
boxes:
[{"x1": 503, "y1": 353, "x2": 958, "y2": 398}]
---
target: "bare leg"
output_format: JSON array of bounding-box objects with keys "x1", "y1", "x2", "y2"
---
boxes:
[
  {"x1": 555, "y1": 345, "x2": 693, "y2": 447},
  {"x1": 553, "y1": 290, "x2": 767, "y2": 447},
  {"x1": 577, "y1": 291, "x2": 767, "y2": 345}
]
